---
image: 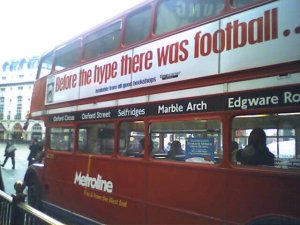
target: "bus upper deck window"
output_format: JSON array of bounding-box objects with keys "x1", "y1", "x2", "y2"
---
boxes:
[
  {"x1": 231, "y1": 0, "x2": 263, "y2": 8},
  {"x1": 83, "y1": 21, "x2": 121, "y2": 61},
  {"x1": 37, "y1": 52, "x2": 53, "y2": 79},
  {"x1": 155, "y1": 0, "x2": 225, "y2": 35},
  {"x1": 124, "y1": 6, "x2": 151, "y2": 46},
  {"x1": 54, "y1": 39, "x2": 81, "y2": 71}
]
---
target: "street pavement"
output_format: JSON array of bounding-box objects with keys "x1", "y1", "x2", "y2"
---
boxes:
[{"x1": 0, "y1": 143, "x2": 30, "y2": 195}]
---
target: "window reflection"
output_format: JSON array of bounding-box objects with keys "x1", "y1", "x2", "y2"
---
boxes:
[
  {"x1": 49, "y1": 127, "x2": 74, "y2": 151},
  {"x1": 231, "y1": 0, "x2": 263, "y2": 8},
  {"x1": 150, "y1": 119, "x2": 222, "y2": 164},
  {"x1": 83, "y1": 22, "x2": 121, "y2": 61},
  {"x1": 124, "y1": 7, "x2": 151, "y2": 45},
  {"x1": 54, "y1": 40, "x2": 81, "y2": 71},
  {"x1": 78, "y1": 123, "x2": 114, "y2": 155},
  {"x1": 119, "y1": 121, "x2": 145, "y2": 157},
  {"x1": 232, "y1": 113, "x2": 300, "y2": 169},
  {"x1": 155, "y1": 0, "x2": 225, "y2": 35}
]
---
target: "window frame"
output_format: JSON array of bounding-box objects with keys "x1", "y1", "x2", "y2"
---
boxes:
[
  {"x1": 53, "y1": 39, "x2": 82, "y2": 72},
  {"x1": 48, "y1": 126, "x2": 75, "y2": 152},
  {"x1": 78, "y1": 122, "x2": 115, "y2": 155},
  {"x1": 83, "y1": 21, "x2": 122, "y2": 61},
  {"x1": 231, "y1": 113, "x2": 300, "y2": 169},
  {"x1": 124, "y1": 6, "x2": 152, "y2": 46},
  {"x1": 37, "y1": 52, "x2": 54, "y2": 79},
  {"x1": 149, "y1": 117, "x2": 223, "y2": 164},
  {"x1": 154, "y1": 0, "x2": 226, "y2": 36}
]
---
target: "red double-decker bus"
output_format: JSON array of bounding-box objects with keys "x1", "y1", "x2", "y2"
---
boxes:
[{"x1": 24, "y1": 0, "x2": 300, "y2": 224}]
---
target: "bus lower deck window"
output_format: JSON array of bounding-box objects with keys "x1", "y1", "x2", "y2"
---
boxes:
[
  {"x1": 78, "y1": 123, "x2": 114, "y2": 155},
  {"x1": 150, "y1": 119, "x2": 222, "y2": 164},
  {"x1": 119, "y1": 121, "x2": 145, "y2": 157},
  {"x1": 49, "y1": 127, "x2": 74, "y2": 151},
  {"x1": 232, "y1": 113, "x2": 300, "y2": 169}
]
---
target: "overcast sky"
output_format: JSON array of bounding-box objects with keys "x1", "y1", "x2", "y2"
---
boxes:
[{"x1": 0, "y1": 0, "x2": 144, "y2": 60}]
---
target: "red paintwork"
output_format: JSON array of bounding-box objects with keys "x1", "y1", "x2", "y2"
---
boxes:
[
  {"x1": 33, "y1": 146, "x2": 300, "y2": 224},
  {"x1": 28, "y1": 0, "x2": 300, "y2": 223}
]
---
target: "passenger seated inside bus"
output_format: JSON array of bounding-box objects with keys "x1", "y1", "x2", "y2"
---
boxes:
[
  {"x1": 167, "y1": 140, "x2": 185, "y2": 160},
  {"x1": 236, "y1": 128, "x2": 275, "y2": 166},
  {"x1": 124, "y1": 136, "x2": 143, "y2": 157},
  {"x1": 139, "y1": 138, "x2": 145, "y2": 156},
  {"x1": 231, "y1": 141, "x2": 239, "y2": 163}
]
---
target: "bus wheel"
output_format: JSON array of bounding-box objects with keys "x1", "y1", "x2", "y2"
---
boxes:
[
  {"x1": 27, "y1": 174, "x2": 42, "y2": 209},
  {"x1": 247, "y1": 216, "x2": 300, "y2": 225}
]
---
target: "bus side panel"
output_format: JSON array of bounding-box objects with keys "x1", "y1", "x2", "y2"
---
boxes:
[
  {"x1": 73, "y1": 156, "x2": 118, "y2": 223},
  {"x1": 146, "y1": 163, "x2": 227, "y2": 224},
  {"x1": 113, "y1": 160, "x2": 147, "y2": 224},
  {"x1": 43, "y1": 153, "x2": 79, "y2": 209},
  {"x1": 71, "y1": 158, "x2": 148, "y2": 224},
  {"x1": 44, "y1": 155, "x2": 149, "y2": 224},
  {"x1": 226, "y1": 169, "x2": 300, "y2": 223},
  {"x1": 31, "y1": 77, "x2": 46, "y2": 114}
]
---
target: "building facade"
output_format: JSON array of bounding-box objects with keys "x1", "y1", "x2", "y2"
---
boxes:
[{"x1": 0, "y1": 56, "x2": 45, "y2": 143}]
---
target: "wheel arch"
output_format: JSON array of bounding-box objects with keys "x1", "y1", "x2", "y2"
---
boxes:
[
  {"x1": 23, "y1": 164, "x2": 45, "y2": 209},
  {"x1": 24, "y1": 164, "x2": 44, "y2": 186},
  {"x1": 246, "y1": 214, "x2": 300, "y2": 225}
]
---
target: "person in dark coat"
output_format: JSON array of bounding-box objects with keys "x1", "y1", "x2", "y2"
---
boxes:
[
  {"x1": 167, "y1": 140, "x2": 184, "y2": 160},
  {"x1": 27, "y1": 139, "x2": 43, "y2": 166},
  {"x1": 236, "y1": 128, "x2": 275, "y2": 166},
  {"x1": 1, "y1": 140, "x2": 16, "y2": 169},
  {"x1": 0, "y1": 164, "x2": 4, "y2": 191}
]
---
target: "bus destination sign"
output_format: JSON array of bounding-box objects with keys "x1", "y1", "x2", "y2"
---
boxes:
[{"x1": 49, "y1": 86, "x2": 299, "y2": 123}]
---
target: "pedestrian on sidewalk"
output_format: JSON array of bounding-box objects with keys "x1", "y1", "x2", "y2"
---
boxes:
[
  {"x1": 1, "y1": 139, "x2": 16, "y2": 169},
  {"x1": 27, "y1": 138, "x2": 43, "y2": 166}
]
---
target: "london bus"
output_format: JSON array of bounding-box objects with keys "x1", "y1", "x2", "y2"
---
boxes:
[{"x1": 24, "y1": 0, "x2": 300, "y2": 224}]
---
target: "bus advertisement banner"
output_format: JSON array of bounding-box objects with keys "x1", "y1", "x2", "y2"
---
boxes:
[{"x1": 45, "y1": 0, "x2": 300, "y2": 105}]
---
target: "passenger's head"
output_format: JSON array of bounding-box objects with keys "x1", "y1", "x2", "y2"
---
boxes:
[
  {"x1": 232, "y1": 141, "x2": 239, "y2": 151},
  {"x1": 139, "y1": 138, "x2": 153, "y2": 152},
  {"x1": 140, "y1": 138, "x2": 145, "y2": 149},
  {"x1": 171, "y1": 140, "x2": 181, "y2": 151},
  {"x1": 248, "y1": 128, "x2": 266, "y2": 147}
]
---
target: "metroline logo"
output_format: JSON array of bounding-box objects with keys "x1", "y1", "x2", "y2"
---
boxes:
[{"x1": 74, "y1": 171, "x2": 113, "y2": 193}]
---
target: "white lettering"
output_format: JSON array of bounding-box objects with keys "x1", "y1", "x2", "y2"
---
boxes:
[
  {"x1": 118, "y1": 108, "x2": 145, "y2": 117},
  {"x1": 158, "y1": 104, "x2": 183, "y2": 114},
  {"x1": 228, "y1": 95, "x2": 279, "y2": 109},
  {"x1": 97, "y1": 111, "x2": 111, "y2": 119},
  {"x1": 82, "y1": 112, "x2": 96, "y2": 120},
  {"x1": 74, "y1": 171, "x2": 113, "y2": 193},
  {"x1": 284, "y1": 92, "x2": 300, "y2": 103},
  {"x1": 186, "y1": 101, "x2": 207, "y2": 111},
  {"x1": 64, "y1": 115, "x2": 75, "y2": 121},
  {"x1": 53, "y1": 116, "x2": 65, "y2": 122}
]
